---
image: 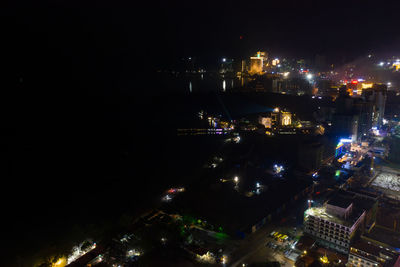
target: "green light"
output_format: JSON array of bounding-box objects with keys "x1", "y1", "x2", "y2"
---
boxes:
[
  {"x1": 335, "y1": 170, "x2": 340, "y2": 177},
  {"x1": 215, "y1": 232, "x2": 229, "y2": 240}
]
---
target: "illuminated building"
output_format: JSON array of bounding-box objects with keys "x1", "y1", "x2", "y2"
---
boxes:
[
  {"x1": 332, "y1": 114, "x2": 359, "y2": 141},
  {"x1": 281, "y1": 111, "x2": 292, "y2": 126},
  {"x1": 250, "y1": 51, "x2": 267, "y2": 75},
  {"x1": 393, "y1": 61, "x2": 400, "y2": 71},
  {"x1": 361, "y1": 82, "x2": 374, "y2": 89},
  {"x1": 362, "y1": 84, "x2": 387, "y2": 128},
  {"x1": 354, "y1": 100, "x2": 374, "y2": 138},
  {"x1": 335, "y1": 138, "x2": 352, "y2": 158},
  {"x1": 304, "y1": 191, "x2": 377, "y2": 254},
  {"x1": 348, "y1": 241, "x2": 400, "y2": 267},
  {"x1": 271, "y1": 58, "x2": 280, "y2": 66},
  {"x1": 346, "y1": 81, "x2": 378, "y2": 96},
  {"x1": 346, "y1": 80, "x2": 361, "y2": 96},
  {"x1": 259, "y1": 117, "x2": 272, "y2": 128}
]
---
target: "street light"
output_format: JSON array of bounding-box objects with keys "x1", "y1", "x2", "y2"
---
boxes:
[{"x1": 234, "y1": 176, "x2": 239, "y2": 183}]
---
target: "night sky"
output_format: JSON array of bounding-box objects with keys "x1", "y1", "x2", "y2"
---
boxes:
[{"x1": 4, "y1": 1, "x2": 400, "y2": 77}]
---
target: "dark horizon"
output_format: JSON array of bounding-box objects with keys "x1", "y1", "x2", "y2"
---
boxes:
[{"x1": 4, "y1": 1, "x2": 400, "y2": 77}]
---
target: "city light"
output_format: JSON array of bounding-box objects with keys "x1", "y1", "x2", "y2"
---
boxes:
[
  {"x1": 222, "y1": 58, "x2": 226, "y2": 62},
  {"x1": 320, "y1": 255, "x2": 329, "y2": 264},
  {"x1": 162, "y1": 194, "x2": 172, "y2": 201},
  {"x1": 234, "y1": 176, "x2": 239, "y2": 183},
  {"x1": 339, "y1": 138, "x2": 352, "y2": 143},
  {"x1": 306, "y1": 74, "x2": 313, "y2": 80},
  {"x1": 379, "y1": 62, "x2": 384, "y2": 66},
  {"x1": 234, "y1": 136, "x2": 241, "y2": 143},
  {"x1": 273, "y1": 107, "x2": 279, "y2": 112},
  {"x1": 127, "y1": 249, "x2": 141, "y2": 257},
  {"x1": 221, "y1": 255, "x2": 228, "y2": 265},
  {"x1": 53, "y1": 257, "x2": 66, "y2": 267},
  {"x1": 67, "y1": 241, "x2": 97, "y2": 264},
  {"x1": 273, "y1": 164, "x2": 284, "y2": 175}
]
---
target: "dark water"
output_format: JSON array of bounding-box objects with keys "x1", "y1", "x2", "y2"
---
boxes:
[{"x1": 151, "y1": 72, "x2": 243, "y2": 94}]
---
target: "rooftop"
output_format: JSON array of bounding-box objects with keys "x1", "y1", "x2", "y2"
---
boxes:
[
  {"x1": 364, "y1": 225, "x2": 400, "y2": 249},
  {"x1": 329, "y1": 189, "x2": 377, "y2": 213},
  {"x1": 327, "y1": 194, "x2": 353, "y2": 209},
  {"x1": 305, "y1": 206, "x2": 353, "y2": 227},
  {"x1": 306, "y1": 208, "x2": 369, "y2": 230},
  {"x1": 351, "y1": 240, "x2": 400, "y2": 267}
]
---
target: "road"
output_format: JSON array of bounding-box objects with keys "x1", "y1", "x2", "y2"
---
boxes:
[
  {"x1": 228, "y1": 202, "x2": 306, "y2": 267},
  {"x1": 229, "y1": 224, "x2": 275, "y2": 267}
]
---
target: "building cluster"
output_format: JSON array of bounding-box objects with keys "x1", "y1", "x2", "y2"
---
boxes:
[
  {"x1": 302, "y1": 190, "x2": 400, "y2": 267},
  {"x1": 328, "y1": 82, "x2": 387, "y2": 142}
]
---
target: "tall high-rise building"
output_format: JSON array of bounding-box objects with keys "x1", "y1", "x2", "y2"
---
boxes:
[
  {"x1": 249, "y1": 51, "x2": 267, "y2": 75},
  {"x1": 362, "y1": 84, "x2": 387, "y2": 128}
]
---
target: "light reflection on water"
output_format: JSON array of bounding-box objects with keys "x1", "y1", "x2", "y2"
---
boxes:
[{"x1": 156, "y1": 73, "x2": 249, "y2": 94}]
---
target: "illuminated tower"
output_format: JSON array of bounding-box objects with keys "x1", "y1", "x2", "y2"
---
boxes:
[{"x1": 250, "y1": 51, "x2": 267, "y2": 75}]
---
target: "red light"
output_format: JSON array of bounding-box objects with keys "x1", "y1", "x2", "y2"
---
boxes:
[
  {"x1": 239, "y1": 35, "x2": 243, "y2": 39},
  {"x1": 316, "y1": 191, "x2": 320, "y2": 195},
  {"x1": 351, "y1": 80, "x2": 358, "y2": 84}
]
